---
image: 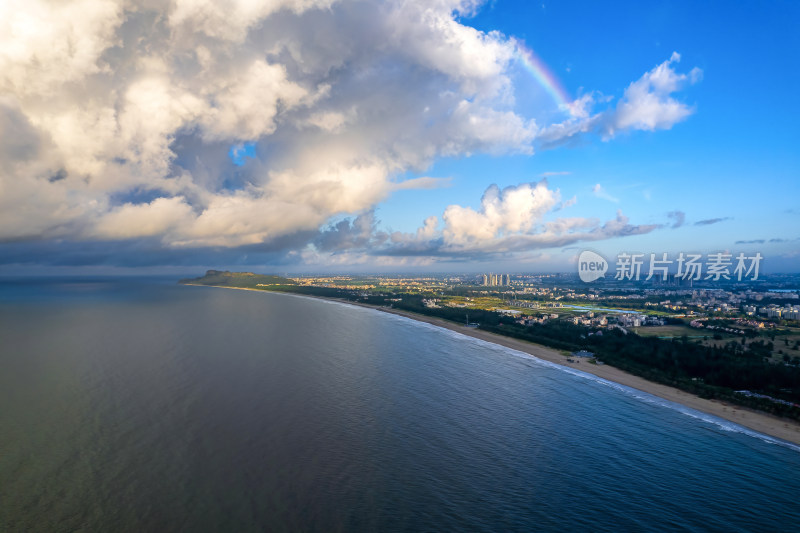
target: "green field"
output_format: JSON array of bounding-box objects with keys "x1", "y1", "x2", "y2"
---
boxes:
[{"x1": 631, "y1": 325, "x2": 699, "y2": 338}]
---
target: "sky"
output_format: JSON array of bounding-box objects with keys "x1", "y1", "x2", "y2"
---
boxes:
[{"x1": 1, "y1": 0, "x2": 798, "y2": 275}]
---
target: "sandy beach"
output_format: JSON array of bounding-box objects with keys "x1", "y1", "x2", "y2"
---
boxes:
[{"x1": 187, "y1": 284, "x2": 800, "y2": 447}]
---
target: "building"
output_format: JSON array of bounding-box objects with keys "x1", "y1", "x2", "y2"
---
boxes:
[
  {"x1": 480, "y1": 272, "x2": 511, "y2": 286},
  {"x1": 785, "y1": 310, "x2": 800, "y2": 320},
  {"x1": 766, "y1": 308, "x2": 782, "y2": 319},
  {"x1": 618, "y1": 314, "x2": 644, "y2": 327}
]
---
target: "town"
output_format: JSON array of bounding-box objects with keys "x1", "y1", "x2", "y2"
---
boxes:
[{"x1": 289, "y1": 271, "x2": 800, "y2": 361}]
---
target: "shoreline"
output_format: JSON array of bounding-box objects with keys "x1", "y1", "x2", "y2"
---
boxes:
[{"x1": 185, "y1": 283, "x2": 800, "y2": 447}]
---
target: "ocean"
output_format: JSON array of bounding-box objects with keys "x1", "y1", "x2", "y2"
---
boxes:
[{"x1": 1, "y1": 278, "x2": 799, "y2": 532}]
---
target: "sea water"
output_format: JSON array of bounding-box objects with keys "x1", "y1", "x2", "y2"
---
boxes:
[{"x1": 1, "y1": 278, "x2": 799, "y2": 532}]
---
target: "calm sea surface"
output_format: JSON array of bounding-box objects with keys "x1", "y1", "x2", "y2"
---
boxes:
[{"x1": 2, "y1": 278, "x2": 800, "y2": 532}]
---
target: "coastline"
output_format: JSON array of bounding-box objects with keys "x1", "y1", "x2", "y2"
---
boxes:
[{"x1": 185, "y1": 283, "x2": 800, "y2": 447}]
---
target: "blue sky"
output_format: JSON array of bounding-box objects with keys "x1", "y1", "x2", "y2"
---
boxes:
[
  {"x1": 0, "y1": 0, "x2": 798, "y2": 274},
  {"x1": 376, "y1": 0, "x2": 800, "y2": 271}
]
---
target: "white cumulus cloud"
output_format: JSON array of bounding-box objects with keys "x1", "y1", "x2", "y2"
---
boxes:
[
  {"x1": 0, "y1": 1, "x2": 700, "y2": 268},
  {"x1": 443, "y1": 181, "x2": 559, "y2": 246},
  {"x1": 538, "y1": 53, "x2": 701, "y2": 147},
  {"x1": 370, "y1": 180, "x2": 663, "y2": 259},
  {"x1": 0, "y1": 0, "x2": 535, "y2": 250}
]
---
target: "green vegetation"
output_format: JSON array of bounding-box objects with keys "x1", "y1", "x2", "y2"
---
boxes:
[
  {"x1": 631, "y1": 325, "x2": 697, "y2": 338},
  {"x1": 179, "y1": 270, "x2": 297, "y2": 288}
]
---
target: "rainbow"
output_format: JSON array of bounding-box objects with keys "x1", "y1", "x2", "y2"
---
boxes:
[{"x1": 513, "y1": 39, "x2": 572, "y2": 111}]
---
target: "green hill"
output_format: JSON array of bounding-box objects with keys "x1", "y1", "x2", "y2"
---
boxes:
[{"x1": 179, "y1": 270, "x2": 297, "y2": 288}]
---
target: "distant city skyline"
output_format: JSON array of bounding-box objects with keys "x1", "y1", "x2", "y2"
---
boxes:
[{"x1": 0, "y1": 1, "x2": 798, "y2": 274}]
